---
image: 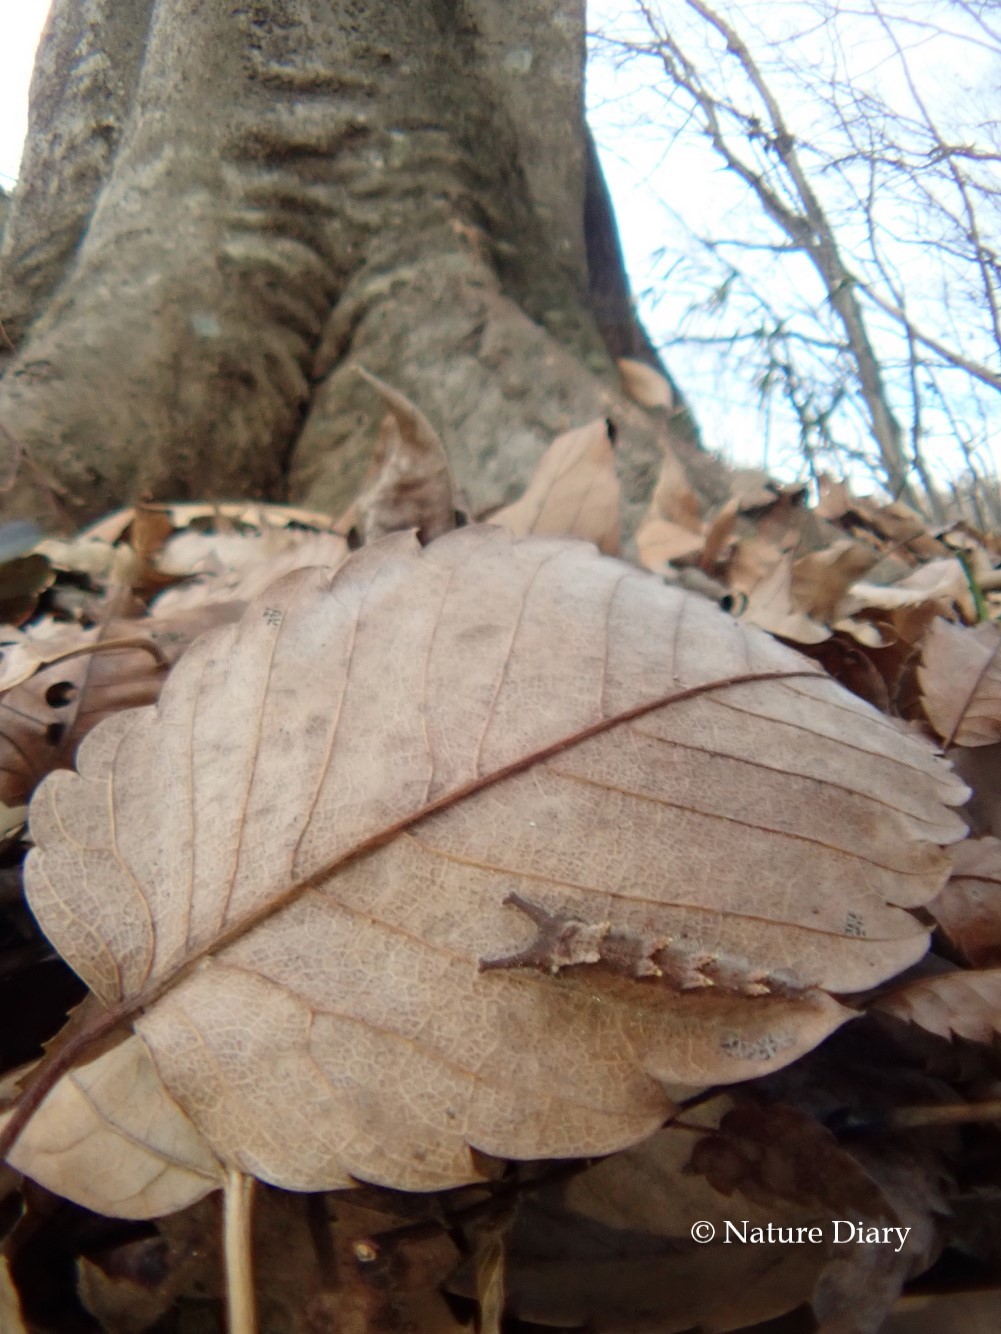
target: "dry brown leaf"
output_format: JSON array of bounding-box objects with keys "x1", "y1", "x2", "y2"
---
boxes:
[
  {"x1": 725, "y1": 533, "x2": 788, "y2": 599},
  {"x1": 740, "y1": 555, "x2": 831, "y2": 645},
  {"x1": 150, "y1": 529, "x2": 348, "y2": 614},
  {"x1": 840, "y1": 558, "x2": 976, "y2": 622},
  {"x1": 688, "y1": 1103, "x2": 894, "y2": 1221},
  {"x1": 0, "y1": 553, "x2": 55, "y2": 627},
  {"x1": 918, "y1": 618, "x2": 1001, "y2": 747},
  {"x1": 10, "y1": 528, "x2": 965, "y2": 1214},
  {"x1": 831, "y1": 616, "x2": 893, "y2": 649},
  {"x1": 493, "y1": 1105, "x2": 829, "y2": 1333},
  {"x1": 354, "y1": 367, "x2": 458, "y2": 544},
  {"x1": 636, "y1": 518, "x2": 704, "y2": 571},
  {"x1": 700, "y1": 496, "x2": 740, "y2": 572},
  {"x1": 3, "y1": 1035, "x2": 223, "y2": 1218},
  {"x1": 617, "y1": 357, "x2": 675, "y2": 411},
  {"x1": 499, "y1": 1096, "x2": 922, "y2": 1334},
  {"x1": 490, "y1": 420, "x2": 620, "y2": 553},
  {"x1": 793, "y1": 540, "x2": 880, "y2": 623},
  {"x1": 873, "y1": 967, "x2": 1001, "y2": 1042},
  {"x1": 0, "y1": 606, "x2": 240, "y2": 805},
  {"x1": 81, "y1": 501, "x2": 340, "y2": 544},
  {"x1": 690, "y1": 1104, "x2": 940, "y2": 1334},
  {"x1": 0, "y1": 620, "x2": 99, "y2": 694},
  {"x1": 807, "y1": 635, "x2": 892, "y2": 713},
  {"x1": 35, "y1": 535, "x2": 142, "y2": 591},
  {"x1": 635, "y1": 443, "x2": 704, "y2": 573},
  {"x1": 929, "y1": 837, "x2": 1001, "y2": 967},
  {"x1": 949, "y1": 742, "x2": 1001, "y2": 839},
  {"x1": 815, "y1": 474, "x2": 855, "y2": 522}
]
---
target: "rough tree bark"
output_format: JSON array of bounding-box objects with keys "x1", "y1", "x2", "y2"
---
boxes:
[{"x1": 0, "y1": 0, "x2": 722, "y2": 531}]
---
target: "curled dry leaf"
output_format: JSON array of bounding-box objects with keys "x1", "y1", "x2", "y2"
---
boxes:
[
  {"x1": 839, "y1": 558, "x2": 977, "y2": 623},
  {"x1": 873, "y1": 967, "x2": 1001, "y2": 1042},
  {"x1": 0, "y1": 606, "x2": 241, "y2": 805},
  {"x1": 490, "y1": 420, "x2": 620, "y2": 554},
  {"x1": 11, "y1": 528, "x2": 965, "y2": 1216},
  {"x1": 929, "y1": 837, "x2": 1001, "y2": 967},
  {"x1": 792, "y1": 540, "x2": 880, "y2": 624},
  {"x1": 918, "y1": 618, "x2": 1001, "y2": 747},
  {"x1": 635, "y1": 444, "x2": 704, "y2": 573},
  {"x1": 354, "y1": 367, "x2": 458, "y2": 545},
  {"x1": 81, "y1": 501, "x2": 340, "y2": 545},
  {"x1": 739, "y1": 555, "x2": 830, "y2": 645},
  {"x1": 35, "y1": 536, "x2": 140, "y2": 588},
  {"x1": 150, "y1": 530, "x2": 348, "y2": 614}
]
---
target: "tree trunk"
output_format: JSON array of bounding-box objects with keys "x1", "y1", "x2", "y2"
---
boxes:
[{"x1": 0, "y1": 0, "x2": 721, "y2": 531}]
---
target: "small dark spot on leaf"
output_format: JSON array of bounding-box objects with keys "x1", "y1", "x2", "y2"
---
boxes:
[{"x1": 45, "y1": 722, "x2": 66, "y2": 746}]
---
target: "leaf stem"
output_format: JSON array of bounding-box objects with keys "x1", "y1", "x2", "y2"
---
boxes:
[{"x1": 223, "y1": 1169, "x2": 258, "y2": 1334}]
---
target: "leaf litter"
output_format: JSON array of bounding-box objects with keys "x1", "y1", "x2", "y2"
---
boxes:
[{"x1": 0, "y1": 375, "x2": 998, "y2": 1331}]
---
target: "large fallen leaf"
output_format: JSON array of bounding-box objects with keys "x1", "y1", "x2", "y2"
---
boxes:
[
  {"x1": 10, "y1": 528, "x2": 966, "y2": 1213},
  {"x1": 918, "y1": 618, "x2": 1001, "y2": 747},
  {"x1": 929, "y1": 837, "x2": 1001, "y2": 967},
  {"x1": 490, "y1": 420, "x2": 620, "y2": 553},
  {"x1": 873, "y1": 967, "x2": 1001, "y2": 1042}
]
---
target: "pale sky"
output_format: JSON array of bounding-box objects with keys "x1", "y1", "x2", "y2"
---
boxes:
[{"x1": 0, "y1": 1, "x2": 47, "y2": 189}]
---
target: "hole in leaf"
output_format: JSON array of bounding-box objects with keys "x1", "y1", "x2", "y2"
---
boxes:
[{"x1": 45, "y1": 681, "x2": 76, "y2": 709}]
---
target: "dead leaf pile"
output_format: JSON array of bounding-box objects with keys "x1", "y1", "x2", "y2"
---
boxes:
[{"x1": 0, "y1": 374, "x2": 998, "y2": 1332}]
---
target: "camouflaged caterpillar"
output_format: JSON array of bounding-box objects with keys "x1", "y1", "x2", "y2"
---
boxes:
[{"x1": 479, "y1": 893, "x2": 812, "y2": 999}]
